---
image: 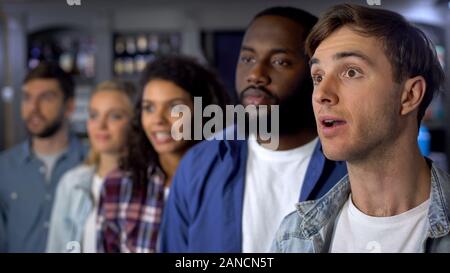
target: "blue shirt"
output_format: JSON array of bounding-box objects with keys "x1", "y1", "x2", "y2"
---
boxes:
[
  {"x1": 160, "y1": 137, "x2": 347, "y2": 252},
  {"x1": 0, "y1": 135, "x2": 87, "y2": 252}
]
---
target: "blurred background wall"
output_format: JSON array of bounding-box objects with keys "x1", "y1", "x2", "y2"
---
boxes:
[{"x1": 1, "y1": 0, "x2": 449, "y2": 168}]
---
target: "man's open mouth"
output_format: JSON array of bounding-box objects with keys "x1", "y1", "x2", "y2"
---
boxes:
[{"x1": 322, "y1": 119, "x2": 346, "y2": 128}]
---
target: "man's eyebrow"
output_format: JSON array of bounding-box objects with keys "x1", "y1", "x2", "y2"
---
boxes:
[
  {"x1": 309, "y1": 58, "x2": 319, "y2": 67},
  {"x1": 270, "y1": 48, "x2": 296, "y2": 55},
  {"x1": 309, "y1": 50, "x2": 375, "y2": 67},
  {"x1": 42, "y1": 90, "x2": 58, "y2": 94},
  {"x1": 240, "y1": 45, "x2": 255, "y2": 53},
  {"x1": 334, "y1": 51, "x2": 374, "y2": 66},
  {"x1": 240, "y1": 46, "x2": 297, "y2": 56},
  {"x1": 22, "y1": 89, "x2": 57, "y2": 95}
]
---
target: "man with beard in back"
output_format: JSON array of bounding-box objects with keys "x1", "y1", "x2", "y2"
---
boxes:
[{"x1": 0, "y1": 62, "x2": 87, "y2": 252}]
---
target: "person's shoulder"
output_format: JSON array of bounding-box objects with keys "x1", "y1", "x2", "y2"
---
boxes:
[
  {"x1": 0, "y1": 142, "x2": 27, "y2": 167},
  {"x1": 433, "y1": 163, "x2": 450, "y2": 180},
  {"x1": 63, "y1": 164, "x2": 94, "y2": 179},
  {"x1": 180, "y1": 137, "x2": 246, "y2": 172},
  {"x1": 57, "y1": 164, "x2": 94, "y2": 190},
  {"x1": 0, "y1": 142, "x2": 25, "y2": 157},
  {"x1": 274, "y1": 200, "x2": 316, "y2": 245},
  {"x1": 184, "y1": 126, "x2": 245, "y2": 160},
  {"x1": 67, "y1": 134, "x2": 89, "y2": 157},
  {"x1": 432, "y1": 163, "x2": 450, "y2": 199},
  {"x1": 187, "y1": 139, "x2": 223, "y2": 157},
  {"x1": 281, "y1": 201, "x2": 315, "y2": 232},
  {"x1": 272, "y1": 210, "x2": 303, "y2": 252},
  {"x1": 281, "y1": 210, "x2": 302, "y2": 228},
  {"x1": 183, "y1": 137, "x2": 225, "y2": 163},
  {"x1": 172, "y1": 139, "x2": 237, "y2": 196}
]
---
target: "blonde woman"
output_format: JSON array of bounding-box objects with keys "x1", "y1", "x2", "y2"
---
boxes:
[{"x1": 46, "y1": 80, "x2": 136, "y2": 253}]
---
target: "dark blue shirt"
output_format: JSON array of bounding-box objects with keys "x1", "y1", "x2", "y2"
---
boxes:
[
  {"x1": 160, "y1": 137, "x2": 347, "y2": 252},
  {"x1": 0, "y1": 135, "x2": 87, "y2": 252}
]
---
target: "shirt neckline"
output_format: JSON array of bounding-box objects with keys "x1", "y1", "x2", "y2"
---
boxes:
[
  {"x1": 347, "y1": 194, "x2": 430, "y2": 226},
  {"x1": 248, "y1": 135, "x2": 318, "y2": 161}
]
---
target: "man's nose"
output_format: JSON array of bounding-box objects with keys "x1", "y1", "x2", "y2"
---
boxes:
[
  {"x1": 246, "y1": 62, "x2": 270, "y2": 86},
  {"x1": 313, "y1": 75, "x2": 339, "y2": 106}
]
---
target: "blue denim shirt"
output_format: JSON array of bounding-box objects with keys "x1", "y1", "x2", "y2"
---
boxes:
[
  {"x1": 46, "y1": 165, "x2": 95, "y2": 253},
  {"x1": 272, "y1": 162, "x2": 450, "y2": 253},
  {"x1": 0, "y1": 136, "x2": 87, "y2": 252},
  {"x1": 160, "y1": 135, "x2": 347, "y2": 252}
]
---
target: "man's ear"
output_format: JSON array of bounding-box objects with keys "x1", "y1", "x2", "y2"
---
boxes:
[
  {"x1": 64, "y1": 97, "x2": 76, "y2": 118},
  {"x1": 400, "y1": 76, "x2": 427, "y2": 116}
]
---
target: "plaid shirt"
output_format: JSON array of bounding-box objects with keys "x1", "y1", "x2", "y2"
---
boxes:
[{"x1": 96, "y1": 165, "x2": 166, "y2": 253}]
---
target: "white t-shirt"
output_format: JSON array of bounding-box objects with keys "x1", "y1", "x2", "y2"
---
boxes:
[
  {"x1": 35, "y1": 150, "x2": 65, "y2": 183},
  {"x1": 330, "y1": 195, "x2": 430, "y2": 253},
  {"x1": 242, "y1": 136, "x2": 318, "y2": 253},
  {"x1": 82, "y1": 174, "x2": 104, "y2": 253}
]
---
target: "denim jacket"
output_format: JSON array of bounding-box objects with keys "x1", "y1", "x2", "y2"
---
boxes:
[
  {"x1": 272, "y1": 162, "x2": 450, "y2": 253},
  {"x1": 46, "y1": 165, "x2": 95, "y2": 253}
]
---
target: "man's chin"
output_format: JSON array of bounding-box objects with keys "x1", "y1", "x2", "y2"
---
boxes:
[
  {"x1": 321, "y1": 147, "x2": 349, "y2": 162},
  {"x1": 28, "y1": 132, "x2": 50, "y2": 139},
  {"x1": 27, "y1": 124, "x2": 63, "y2": 138},
  {"x1": 246, "y1": 107, "x2": 271, "y2": 121},
  {"x1": 26, "y1": 127, "x2": 46, "y2": 137}
]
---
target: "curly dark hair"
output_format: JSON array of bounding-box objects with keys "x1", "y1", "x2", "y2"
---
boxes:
[{"x1": 121, "y1": 55, "x2": 230, "y2": 186}]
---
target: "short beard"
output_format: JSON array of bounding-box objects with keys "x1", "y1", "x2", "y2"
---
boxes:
[
  {"x1": 238, "y1": 79, "x2": 316, "y2": 137},
  {"x1": 28, "y1": 114, "x2": 65, "y2": 139}
]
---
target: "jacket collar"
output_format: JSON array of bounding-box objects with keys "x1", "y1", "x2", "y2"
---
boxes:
[
  {"x1": 20, "y1": 132, "x2": 84, "y2": 163},
  {"x1": 72, "y1": 165, "x2": 97, "y2": 192},
  {"x1": 296, "y1": 175, "x2": 350, "y2": 239},
  {"x1": 218, "y1": 125, "x2": 247, "y2": 161},
  {"x1": 427, "y1": 165, "x2": 450, "y2": 238},
  {"x1": 295, "y1": 162, "x2": 450, "y2": 240},
  {"x1": 299, "y1": 141, "x2": 327, "y2": 200}
]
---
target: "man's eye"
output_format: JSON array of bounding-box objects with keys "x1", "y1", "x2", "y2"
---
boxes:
[
  {"x1": 343, "y1": 68, "x2": 363, "y2": 78},
  {"x1": 240, "y1": 56, "x2": 254, "y2": 64},
  {"x1": 272, "y1": 59, "x2": 290, "y2": 67},
  {"x1": 312, "y1": 75, "x2": 323, "y2": 85},
  {"x1": 42, "y1": 93, "x2": 56, "y2": 100}
]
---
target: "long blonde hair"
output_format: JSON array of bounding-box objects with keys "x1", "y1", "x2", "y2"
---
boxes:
[{"x1": 84, "y1": 80, "x2": 136, "y2": 166}]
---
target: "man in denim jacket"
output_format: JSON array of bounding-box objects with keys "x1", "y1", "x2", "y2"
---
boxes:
[{"x1": 272, "y1": 4, "x2": 450, "y2": 253}]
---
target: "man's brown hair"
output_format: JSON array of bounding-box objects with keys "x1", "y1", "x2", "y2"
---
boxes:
[
  {"x1": 306, "y1": 4, "x2": 445, "y2": 126},
  {"x1": 24, "y1": 62, "x2": 75, "y2": 101}
]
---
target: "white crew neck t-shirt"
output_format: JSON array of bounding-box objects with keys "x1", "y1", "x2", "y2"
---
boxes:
[
  {"x1": 82, "y1": 174, "x2": 104, "y2": 253},
  {"x1": 330, "y1": 195, "x2": 430, "y2": 253},
  {"x1": 35, "y1": 150, "x2": 65, "y2": 183},
  {"x1": 242, "y1": 136, "x2": 318, "y2": 253}
]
